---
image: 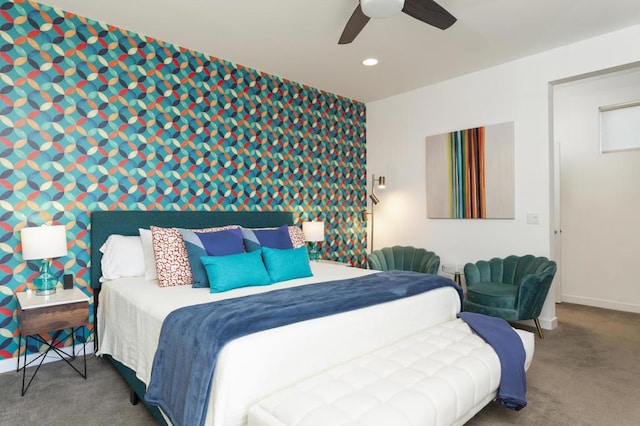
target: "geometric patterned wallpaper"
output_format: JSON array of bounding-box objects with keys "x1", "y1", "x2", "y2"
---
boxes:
[{"x1": 0, "y1": 0, "x2": 366, "y2": 360}]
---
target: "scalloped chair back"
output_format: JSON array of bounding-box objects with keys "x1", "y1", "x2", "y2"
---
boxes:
[
  {"x1": 367, "y1": 246, "x2": 440, "y2": 275},
  {"x1": 463, "y1": 254, "x2": 557, "y2": 338}
]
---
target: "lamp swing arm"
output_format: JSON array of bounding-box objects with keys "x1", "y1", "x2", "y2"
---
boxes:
[{"x1": 365, "y1": 174, "x2": 386, "y2": 252}]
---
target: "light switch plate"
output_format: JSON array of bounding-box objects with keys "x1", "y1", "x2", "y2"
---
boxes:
[{"x1": 526, "y1": 213, "x2": 540, "y2": 224}]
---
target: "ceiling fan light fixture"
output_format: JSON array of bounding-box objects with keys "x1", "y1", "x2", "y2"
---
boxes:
[
  {"x1": 362, "y1": 58, "x2": 378, "y2": 66},
  {"x1": 361, "y1": 0, "x2": 405, "y2": 19}
]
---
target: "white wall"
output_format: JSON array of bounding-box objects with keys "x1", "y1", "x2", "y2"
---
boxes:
[
  {"x1": 554, "y1": 67, "x2": 640, "y2": 312},
  {"x1": 366, "y1": 24, "x2": 640, "y2": 329}
]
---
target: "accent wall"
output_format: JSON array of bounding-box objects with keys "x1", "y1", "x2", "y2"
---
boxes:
[{"x1": 0, "y1": 0, "x2": 366, "y2": 361}]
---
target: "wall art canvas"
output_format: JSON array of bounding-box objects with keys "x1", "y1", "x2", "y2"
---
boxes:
[{"x1": 426, "y1": 122, "x2": 515, "y2": 219}]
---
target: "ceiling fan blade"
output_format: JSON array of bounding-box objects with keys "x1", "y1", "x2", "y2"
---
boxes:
[
  {"x1": 402, "y1": 0, "x2": 456, "y2": 30},
  {"x1": 338, "y1": 4, "x2": 371, "y2": 45}
]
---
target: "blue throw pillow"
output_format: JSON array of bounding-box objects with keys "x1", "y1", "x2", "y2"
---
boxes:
[
  {"x1": 262, "y1": 246, "x2": 313, "y2": 283},
  {"x1": 179, "y1": 228, "x2": 245, "y2": 288},
  {"x1": 242, "y1": 225, "x2": 294, "y2": 252},
  {"x1": 202, "y1": 251, "x2": 272, "y2": 293}
]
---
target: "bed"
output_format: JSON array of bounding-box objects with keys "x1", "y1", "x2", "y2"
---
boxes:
[{"x1": 90, "y1": 210, "x2": 531, "y2": 426}]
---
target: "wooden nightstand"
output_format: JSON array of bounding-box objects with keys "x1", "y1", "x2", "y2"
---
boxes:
[{"x1": 16, "y1": 288, "x2": 90, "y2": 396}]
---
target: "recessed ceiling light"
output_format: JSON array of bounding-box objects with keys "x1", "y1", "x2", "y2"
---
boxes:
[{"x1": 362, "y1": 58, "x2": 378, "y2": 67}]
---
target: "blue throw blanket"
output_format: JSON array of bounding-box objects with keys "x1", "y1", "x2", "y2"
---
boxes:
[
  {"x1": 145, "y1": 270, "x2": 462, "y2": 426},
  {"x1": 457, "y1": 312, "x2": 528, "y2": 410}
]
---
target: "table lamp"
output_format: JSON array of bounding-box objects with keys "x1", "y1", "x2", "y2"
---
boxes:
[
  {"x1": 302, "y1": 221, "x2": 324, "y2": 261},
  {"x1": 20, "y1": 225, "x2": 68, "y2": 295}
]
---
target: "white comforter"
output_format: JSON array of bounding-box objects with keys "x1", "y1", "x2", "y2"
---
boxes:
[{"x1": 97, "y1": 262, "x2": 463, "y2": 426}]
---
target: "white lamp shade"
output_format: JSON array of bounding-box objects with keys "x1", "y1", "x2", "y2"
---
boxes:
[
  {"x1": 302, "y1": 221, "x2": 325, "y2": 242},
  {"x1": 21, "y1": 225, "x2": 68, "y2": 260},
  {"x1": 361, "y1": 0, "x2": 404, "y2": 18}
]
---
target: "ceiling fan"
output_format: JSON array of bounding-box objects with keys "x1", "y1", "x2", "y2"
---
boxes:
[{"x1": 338, "y1": 0, "x2": 457, "y2": 44}]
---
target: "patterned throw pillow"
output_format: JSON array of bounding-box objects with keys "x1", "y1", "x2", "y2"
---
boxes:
[
  {"x1": 149, "y1": 224, "x2": 303, "y2": 288},
  {"x1": 150, "y1": 226, "x2": 193, "y2": 287},
  {"x1": 178, "y1": 226, "x2": 243, "y2": 288},
  {"x1": 242, "y1": 225, "x2": 304, "y2": 252},
  {"x1": 288, "y1": 226, "x2": 306, "y2": 249}
]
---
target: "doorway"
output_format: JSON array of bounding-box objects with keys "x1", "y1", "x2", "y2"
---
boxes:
[{"x1": 552, "y1": 65, "x2": 640, "y2": 313}]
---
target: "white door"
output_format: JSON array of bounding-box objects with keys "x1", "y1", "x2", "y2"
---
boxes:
[{"x1": 553, "y1": 66, "x2": 640, "y2": 313}]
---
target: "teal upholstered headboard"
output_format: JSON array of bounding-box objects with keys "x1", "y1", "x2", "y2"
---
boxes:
[{"x1": 90, "y1": 210, "x2": 294, "y2": 291}]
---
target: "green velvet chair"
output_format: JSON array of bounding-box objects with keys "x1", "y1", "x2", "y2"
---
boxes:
[
  {"x1": 368, "y1": 246, "x2": 440, "y2": 275},
  {"x1": 464, "y1": 255, "x2": 557, "y2": 339}
]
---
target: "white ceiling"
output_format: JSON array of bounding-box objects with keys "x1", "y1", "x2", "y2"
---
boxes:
[{"x1": 37, "y1": 0, "x2": 640, "y2": 103}]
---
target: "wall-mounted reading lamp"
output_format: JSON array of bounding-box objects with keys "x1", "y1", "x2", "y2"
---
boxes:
[{"x1": 361, "y1": 174, "x2": 386, "y2": 252}]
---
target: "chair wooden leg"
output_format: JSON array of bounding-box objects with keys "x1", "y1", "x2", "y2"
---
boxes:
[{"x1": 534, "y1": 317, "x2": 544, "y2": 339}]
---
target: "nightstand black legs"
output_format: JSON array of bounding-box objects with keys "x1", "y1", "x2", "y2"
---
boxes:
[{"x1": 16, "y1": 327, "x2": 87, "y2": 396}]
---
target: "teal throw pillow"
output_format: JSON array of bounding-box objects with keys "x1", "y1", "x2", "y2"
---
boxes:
[
  {"x1": 202, "y1": 251, "x2": 272, "y2": 293},
  {"x1": 262, "y1": 246, "x2": 313, "y2": 283}
]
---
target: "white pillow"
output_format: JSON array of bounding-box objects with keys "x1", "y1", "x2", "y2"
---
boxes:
[
  {"x1": 99, "y1": 235, "x2": 145, "y2": 281},
  {"x1": 139, "y1": 228, "x2": 158, "y2": 280}
]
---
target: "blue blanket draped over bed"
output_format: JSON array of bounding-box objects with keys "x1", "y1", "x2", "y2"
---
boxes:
[
  {"x1": 457, "y1": 312, "x2": 528, "y2": 411},
  {"x1": 145, "y1": 270, "x2": 462, "y2": 426}
]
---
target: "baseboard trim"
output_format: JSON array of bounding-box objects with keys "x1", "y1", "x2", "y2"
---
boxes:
[
  {"x1": 561, "y1": 294, "x2": 640, "y2": 314},
  {"x1": 0, "y1": 342, "x2": 94, "y2": 374},
  {"x1": 539, "y1": 315, "x2": 558, "y2": 330}
]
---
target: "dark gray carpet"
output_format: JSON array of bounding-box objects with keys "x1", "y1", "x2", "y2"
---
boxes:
[
  {"x1": 1, "y1": 303, "x2": 638, "y2": 425},
  {"x1": 0, "y1": 355, "x2": 157, "y2": 425},
  {"x1": 468, "y1": 303, "x2": 640, "y2": 425}
]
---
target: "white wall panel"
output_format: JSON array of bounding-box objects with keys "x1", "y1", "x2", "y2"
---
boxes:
[{"x1": 366, "y1": 24, "x2": 640, "y2": 329}]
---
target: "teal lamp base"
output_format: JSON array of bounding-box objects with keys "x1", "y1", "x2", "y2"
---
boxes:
[
  {"x1": 34, "y1": 259, "x2": 57, "y2": 296},
  {"x1": 307, "y1": 243, "x2": 320, "y2": 261}
]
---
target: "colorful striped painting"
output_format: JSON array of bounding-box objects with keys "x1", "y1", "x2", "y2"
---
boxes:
[
  {"x1": 426, "y1": 122, "x2": 515, "y2": 219},
  {"x1": 446, "y1": 127, "x2": 486, "y2": 218}
]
